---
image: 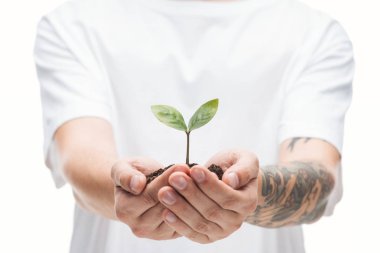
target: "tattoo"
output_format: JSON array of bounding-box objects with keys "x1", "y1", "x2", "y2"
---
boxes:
[
  {"x1": 245, "y1": 161, "x2": 335, "y2": 227},
  {"x1": 287, "y1": 137, "x2": 312, "y2": 152}
]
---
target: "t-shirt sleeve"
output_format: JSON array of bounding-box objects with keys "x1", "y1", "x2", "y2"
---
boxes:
[
  {"x1": 33, "y1": 16, "x2": 113, "y2": 188},
  {"x1": 278, "y1": 21, "x2": 354, "y2": 215}
]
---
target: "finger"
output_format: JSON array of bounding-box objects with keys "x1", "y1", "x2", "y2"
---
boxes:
[
  {"x1": 168, "y1": 171, "x2": 239, "y2": 227},
  {"x1": 143, "y1": 163, "x2": 190, "y2": 202},
  {"x1": 205, "y1": 149, "x2": 259, "y2": 189},
  {"x1": 137, "y1": 202, "x2": 167, "y2": 229},
  {"x1": 190, "y1": 165, "x2": 257, "y2": 214},
  {"x1": 222, "y1": 151, "x2": 259, "y2": 189},
  {"x1": 111, "y1": 157, "x2": 172, "y2": 195},
  {"x1": 131, "y1": 207, "x2": 179, "y2": 240},
  {"x1": 115, "y1": 187, "x2": 173, "y2": 237},
  {"x1": 154, "y1": 221, "x2": 183, "y2": 240},
  {"x1": 158, "y1": 186, "x2": 220, "y2": 240},
  {"x1": 125, "y1": 156, "x2": 164, "y2": 175},
  {"x1": 115, "y1": 164, "x2": 190, "y2": 216},
  {"x1": 204, "y1": 149, "x2": 238, "y2": 170},
  {"x1": 114, "y1": 186, "x2": 155, "y2": 221},
  {"x1": 162, "y1": 209, "x2": 210, "y2": 244},
  {"x1": 111, "y1": 160, "x2": 147, "y2": 194}
]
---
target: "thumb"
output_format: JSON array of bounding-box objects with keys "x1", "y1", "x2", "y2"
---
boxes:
[
  {"x1": 221, "y1": 151, "x2": 259, "y2": 189},
  {"x1": 204, "y1": 149, "x2": 238, "y2": 170},
  {"x1": 111, "y1": 157, "x2": 163, "y2": 195}
]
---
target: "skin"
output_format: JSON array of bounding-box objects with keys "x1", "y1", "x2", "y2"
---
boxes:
[
  {"x1": 55, "y1": 117, "x2": 181, "y2": 239},
  {"x1": 54, "y1": 117, "x2": 340, "y2": 243},
  {"x1": 157, "y1": 150, "x2": 259, "y2": 243},
  {"x1": 54, "y1": 117, "x2": 117, "y2": 219},
  {"x1": 247, "y1": 137, "x2": 339, "y2": 227}
]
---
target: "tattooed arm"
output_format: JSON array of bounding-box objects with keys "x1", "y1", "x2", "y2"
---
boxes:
[{"x1": 245, "y1": 137, "x2": 341, "y2": 227}]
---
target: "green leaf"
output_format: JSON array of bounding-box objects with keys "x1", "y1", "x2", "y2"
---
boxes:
[
  {"x1": 151, "y1": 105, "x2": 188, "y2": 132},
  {"x1": 188, "y1": 98, "x2": 219, "y2": 132}
]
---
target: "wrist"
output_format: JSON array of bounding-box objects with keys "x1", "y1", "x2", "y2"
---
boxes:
[
  {"x1": 256, "y1": 169, "x2": 265, "y2": 208},
  {"x1": 64, "y1": 154, "x2": 118, "y2": 220}
]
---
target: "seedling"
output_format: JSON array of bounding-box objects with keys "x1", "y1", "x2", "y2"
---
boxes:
[{"x1": 151, "y1": 98, "x2": 219, "y2": 166}]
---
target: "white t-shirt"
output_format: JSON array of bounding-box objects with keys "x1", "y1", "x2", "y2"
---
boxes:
[{"x1": 33, "y1": 0, "x2": 354, "y2": 252}]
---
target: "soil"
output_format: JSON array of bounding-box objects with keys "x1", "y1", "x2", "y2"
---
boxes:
[{"x1": 146, "y1": 163, "x2": 224, "y2": 184}]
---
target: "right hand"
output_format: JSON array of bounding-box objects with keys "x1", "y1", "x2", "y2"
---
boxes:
[{"x1": 111, "y1": 157, "x2": 189, "y2": 240}]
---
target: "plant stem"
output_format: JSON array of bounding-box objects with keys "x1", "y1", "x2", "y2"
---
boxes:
[{"x1": 186, "y1": 131, "x2": 190, "y2": 165}]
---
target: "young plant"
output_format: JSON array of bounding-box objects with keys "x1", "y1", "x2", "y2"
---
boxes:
[{"x1": 151, "y1": 98, "x2": 219, "y2": 166}]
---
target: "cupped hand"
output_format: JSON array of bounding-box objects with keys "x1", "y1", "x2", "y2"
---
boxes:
[
  {"x1": 111, "y1": 157, "x2": 189, "y2": 240},
  {"x1": 158, "y1": 149, "x2": 259, "y2": 243}
]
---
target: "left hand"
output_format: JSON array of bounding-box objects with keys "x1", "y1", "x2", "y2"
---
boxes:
[{"x1": 157, "y1": 149, "x2": 259, "y2": 244}]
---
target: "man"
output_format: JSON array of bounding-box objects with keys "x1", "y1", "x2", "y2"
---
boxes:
[{"x1": 33, "y1": 0, "x2": 354, "y2": 252}]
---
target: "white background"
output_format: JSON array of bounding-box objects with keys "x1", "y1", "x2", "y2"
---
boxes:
[{"x1": 0, "y1": 0, "x2": 379, "y2": 252}]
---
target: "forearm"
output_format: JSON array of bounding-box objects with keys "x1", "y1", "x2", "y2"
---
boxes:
[
  {"x1": 54, "y1": 118, "x2": 118, "y2": 220},
  {"x1": 245, "y1": 161, "x2": 335, "y2": 227},
  {"x1": 62, "y1": 144, "x2": 118, "y2": 219}
]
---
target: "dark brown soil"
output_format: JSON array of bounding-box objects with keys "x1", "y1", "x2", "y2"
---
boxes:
[
  {"x1": 207, "y1": 164, "x2": 224, "y2": 180},
  {"x1": 146, "y1": 164, "x2": 174, "y2": 184},
  {"x1": 146, "y1": 163, "x2": 224, "y2": 184}
]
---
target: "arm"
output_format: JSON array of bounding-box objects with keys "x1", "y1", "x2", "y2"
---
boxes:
[
  {"x1": 54, "y1": 117, "x2": 184, "y2": 239},
  {"x1": 158, "y1": 138, "x2": 339, "y2": 243},
  {"x1": 245, "y1": 137, "x2": 340, "y2": 227},
  {"x1": 53, "y1": 117, "x2": 119, "y2": 219}
]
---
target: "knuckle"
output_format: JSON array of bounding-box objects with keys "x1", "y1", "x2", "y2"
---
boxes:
[
  {"x1": 111, "y1": 161, "x2": 123, "y2": 182},
  {"x1": 187, "y1": 231, "x2": 200, "y2": 241},
  {"x1": 249, "y1": 152, "x2": 259, "y2": 168},
  {"x1": 194, "y1": 220, "x2": 210, "y2": 234},
  {"x1": 155, "y1": 233, "x2": 172, "y2": 240},
  {"x1": 244, "y1": 200, "x2": 258, "y2": 213},
  {"x1": 217, "y1": 223, "x2": 241, "y2": 240},
  {"x1": 230, "y1": 151, "x2": 239, "y2": 163},
  {"x1": 119, "y1": 173, "x2": 130, "y2": 189},
  {"x1": 199, "y1": 235, "x2": 213, "y2": 244},
  {"x1": 115, "y1": 192, "x2": 135, "y2": 217},
  {"x1": 171, "y1": 232, "x2": 181, "y2": 239},
  {"x1": 127, "y1": 157, "x2": 139, "y2": 165},
  {"x1": 221, "y1": 197, "x2": 237, "y2": 210},
  {"x1": 230, "y1": 222, "x2": 243, "y2": 232},
  {"x1": 115, "y1": 207, "x2": 125, "y2": 220},
  {"x1": 115, "y1": 202, "x2": 132, "y2": 221},
  {"x1": 110, "y1": 165, "x2": 117, "y2": 181},
  {"x1": 254, "y1": 157, "x2": 259, "y2": 168},
  {"x1": 131, "y1": 226, "x2": 150, "y2": 238},
  {"x1": 114, "y1": 194, "x2": 124, "y2": 212},
  {"x1": 154, "y1": 226, "x2": 176, "y2": 240},
  {"x1": 242, "y1": 194, "x2": 258, "y2": 212},
  {"x1": 198, "y1": 239, "x2": 211, "y2": 244},
  {"x1": 167, "y1": 198, "x2": 186, "y2": 212},
  {"x1": 142, "y1": 191, "x2": 157, "y2": 206},
  {"x1": 215, "y1": 230, "x2": 229, "y2": 240},
  {"x1": 204, "y1": 206, "x2": 221, "y2": 221}
]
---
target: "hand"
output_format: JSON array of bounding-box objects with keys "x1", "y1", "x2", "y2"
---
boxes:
[
  {"x1": 157, "y1": 149, "x2": 259, "y2": 243},
  {"x1": 111, "y1": 157, "x2": 189, "y2": 240}
]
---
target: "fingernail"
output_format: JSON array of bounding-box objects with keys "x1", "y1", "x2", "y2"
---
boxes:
[
  {"x1": 130, "y1": 175, "x2": 143, "y2": 193},
  {"x1": 226, "y1": 172, "x2": 239, "y2": 189},
  {"x1": 162, "y1": 191, "x2": 176, "y2": 205},
  {"x1": 171, "y1": 176, "x2": 187, "y2": 190},
  {"x1": 165, "y1": 211, "x2": 177, "y2": 223},
  {"x1": 192, "y1": 168, "x2": 205, "y2": 183}
]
